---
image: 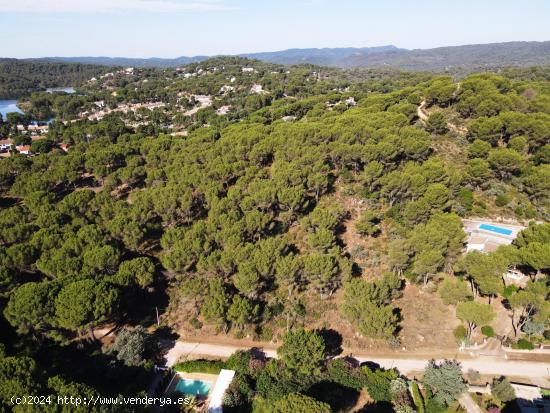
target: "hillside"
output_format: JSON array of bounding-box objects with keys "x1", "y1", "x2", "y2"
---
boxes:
[
  {"x1": 342, "y1": 41, "x2": 550, "y2": 71},
  {"x1": 29, "y1": 40, "x2": 550, "y2": 72},
  {"x1": 0, "y1": 57, "x2": 548, "y2": 412},
  {"x1": 0, "y1": 58, "x2": 114, "y2": 99}
]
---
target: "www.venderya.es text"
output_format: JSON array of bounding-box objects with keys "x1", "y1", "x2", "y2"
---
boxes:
[{"x1": 11, "y1": 395, "x2": 193, "y2": 407}]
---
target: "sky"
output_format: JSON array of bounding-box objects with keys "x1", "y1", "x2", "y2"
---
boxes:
[{"x1": 1, "y1": 0, "x2": 550, "y2": 58}]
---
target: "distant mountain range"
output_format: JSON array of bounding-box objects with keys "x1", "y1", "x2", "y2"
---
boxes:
[
  {"x1": 22, "y1": 41, "x2": 550, "y2": 72},
  {"x1": 242, "y1": 45, "x2": 403, "y2": 66},
  {"x1": 41, "y1": 55, "x2": 208, "y2": 68}
]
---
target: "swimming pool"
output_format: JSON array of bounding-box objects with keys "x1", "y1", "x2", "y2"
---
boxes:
[
  {"x1": 479, "y1": 223, "x2": 513, "y2": 236},
  {"x1": 175, "y1": 378, "x2": 213, "y2": 396}
]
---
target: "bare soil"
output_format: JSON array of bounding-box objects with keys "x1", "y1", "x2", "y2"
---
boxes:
[{"x1": 395, "y1": 283, "x2": 460, "y2": 351}]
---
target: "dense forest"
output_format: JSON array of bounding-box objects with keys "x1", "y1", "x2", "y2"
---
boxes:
[
  {"x1": 0, "y1": 56, "x2": 548, "y2": 412},
  {"x1": 0, "y1": 59, "x2": 114, "y2": 99}
]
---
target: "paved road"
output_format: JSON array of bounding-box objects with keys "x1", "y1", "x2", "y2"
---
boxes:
[{"x1": 165, "y1": 341, "x2": 550, "y2": 380}]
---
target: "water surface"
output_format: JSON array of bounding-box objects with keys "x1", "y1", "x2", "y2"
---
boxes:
[{"x1": 0, "y1": 100, "x2": 24, "y2": 118}]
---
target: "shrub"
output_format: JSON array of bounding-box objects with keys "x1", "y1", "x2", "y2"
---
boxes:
[
  {"x1": 426, "y1": 112, "x2": 448, "y2": 134},
  {"x1": 481, "y1": 326, "x2": 495, "y2": 338},
  {"x1": 106, "y1": 326, "x2": 152, "y2": 367},
  {"x1": 390, "y1": 378, "x2": 411, "y2": 407},
  {"x1": 453, "y1": 325, "x2": 468, "y2": 343},
  {"x1": 458, "y1": 188, "x2": 474, "y2": 212},
  {"x1": 491, "y1": 377, "x2": 516, "y2": 402},
  {"x1": 189, "y1": 317, "x2": 203, "y2": 329},
  {"x1": 362, "y1": 366, "x2": 398, "y2": 402},
  {"x1": 512, "y1": 339, "x2": 534, "y2": 350},
  {"x1": 257, "y1": 326, "x2": 273, "y2": 342},
  {"x1": 395, "y1": 405, "x2": 416, "y2": 413},
  {"x1": 466, "y1": 369, "x2": 481, "y2": 383},
  {"x1": 424, "y1": 387, "x2": 446, "y2": 413},
  {"x1": 255, "y1": 360, "x2": 305, "y2": 401},
  {"x1": 173, "y1": 359, "x2": 226, "y2": 374},
  {"x1": 388, "y1": 336, "x2": 402, "y2": 349},
  {"x1": 438, "y1": 279, "x2": 473, "y2": 305},
  {"x1": 225, "y1": 351, "x2": 252, "y2": 375},
  {"x1": 495, "y1": 194, "x2": 511, "y2": 207},
  {"x1": 422, "y1": 359, "x2": 467, "y2": 406},
  {"x1": 223, "y1": 374, "x2": 254, "y2": 409},
  {"x1": 502, "y1": 285, "x2": 518, "y2": 299},
  {"x1": 325, "y1": 359, "x2": 367, "y2": 390}
]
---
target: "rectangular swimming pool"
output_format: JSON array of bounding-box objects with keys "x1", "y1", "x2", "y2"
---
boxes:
[
  {"x1": 175, "y1": 378, "x2": 213, "y2": 396},
  {"x1": 479, "y1": 223, "x2": 513, "y2": 236}
]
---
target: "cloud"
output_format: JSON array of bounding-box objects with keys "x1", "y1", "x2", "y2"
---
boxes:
[{"x1": 0, "y1": 0, "x2": 232, "y2": 13}]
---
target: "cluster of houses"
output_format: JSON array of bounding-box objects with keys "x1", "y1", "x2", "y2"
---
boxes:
[
  {"x1": 0, "y1": 139, "x2": 31, "y2": 155},
  {"x1": 176, "y1": 64, "x2": 223, "y2": 79},
  {"x1": 175, "y1": 65, "x2": 257, "y2": 80},
  {"x1": 90, "y1": 67, "x2": 135, "y2": 83},
  {"x1": 16, "y1": 123, "x2": 49, "y2": 136},
  {"x1": 81, "y1": 101, "x2": 166, "y2": 122},
  {"x1": 0, "y1": 138, "x2": 68, "y2": 157},
  {"x1": 0, "y1": 139, "x2": 31, "y2": 156},
  {"x1": 0, "y1": 122, "x2": 50, "y2": 156}
]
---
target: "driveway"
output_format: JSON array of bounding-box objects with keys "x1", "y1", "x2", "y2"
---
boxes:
[{"x1": 458, "y1": 393, "x2": 484, "y2": 413}]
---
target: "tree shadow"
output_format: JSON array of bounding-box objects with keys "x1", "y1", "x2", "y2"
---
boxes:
[
  {"x1": 360, "y1": 361, "x2": 382, "y2": 370},
  {"x1": 355, "y1": 401, "x2": 394, "y2": 413},
  {"x1": 316, "y1": 328, "x2": 343, "y2": 357},
  {"x1": 249, "y1": 347, "x2": 268, "y2": 360},
  {"x1": 306, "y1": 381, "x2": 360, "y2": 412},
  {"x1": 501, "y1": 399, "x2": 522, "y2": 413},
  {"x1": 35, "y1": 339, "x2": 153, "y2": 396},
  {"x1": 341, "y1": 355, "x2": 361, "y2": 368}
]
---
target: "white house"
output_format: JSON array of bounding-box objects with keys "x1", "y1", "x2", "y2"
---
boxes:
[
  {"x1": 0, "y1": 139, "x2": 12, "y2": 151},
  {"x1": 16, "y1": 145, "x2": 32, "y2": 155}
]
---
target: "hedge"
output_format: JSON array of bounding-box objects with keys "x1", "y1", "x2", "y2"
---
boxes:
[
  {"x1": 173, "y1": 359, "x2": 226, "y2": 374},
  {"x1": 411, "y1": 380, "x2": 425, "y2": 413},
  {"x1": 512, "y1": 339, "x2": 534, "y2": 350}
]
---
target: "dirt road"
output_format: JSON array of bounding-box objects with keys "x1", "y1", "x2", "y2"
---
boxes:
[
  {"x1": 417, "y1": 99, "x2": 467, "y2": 134},
  {"x1": 165, "y1": 340, "x2": 550, "y2": 380},
  {"x1": 417, "y1": 100, "x2": 429, "y2": 122}
]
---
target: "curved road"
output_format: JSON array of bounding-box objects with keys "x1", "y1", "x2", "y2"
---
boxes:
[{"x1": 165, "y1": 341, "x2": 550, "y2": 380}]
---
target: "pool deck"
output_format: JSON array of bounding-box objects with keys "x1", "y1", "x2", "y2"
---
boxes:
[
  {"x1": 462, "y1": 219, "x2": 525, "y2": 253},
  {"x1": 164, "y1": 369, "x2": 236, "y2": 413},
  {"x1": 165, "y1": 372, "x2": 218, "y2": 396},
  {"x1": 208, "y1": 369, "x2": 236, "y2": 413}
]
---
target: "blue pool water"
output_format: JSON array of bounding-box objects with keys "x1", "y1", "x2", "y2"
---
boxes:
[
  {"x1": 479, "y1": 224, "x2": 513, "y2": 236},
  {"x1": 175, "y1": 379, "x2": 212, "y2": 396}
]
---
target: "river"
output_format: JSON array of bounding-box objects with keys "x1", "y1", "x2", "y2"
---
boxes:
[
  {"x1": 0, "y1": 87, "x2": 75, "y2": 119},
  {"x1": 46, "y1": 87, "x2": 75, "y2": 94},
  {"x1": 0, "y1": 100, "x2": 24, "y2": 119}
]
